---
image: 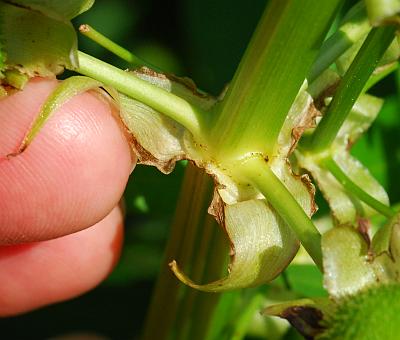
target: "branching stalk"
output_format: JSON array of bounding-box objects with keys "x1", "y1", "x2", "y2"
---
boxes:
[
  {"x1": 308, "y1": 2, "x2": 370, "y2": 82},
  {"x1": 75, "y1": 51, "x2": 208, "y2": 140},
  {"x1": 79, "y1": 24, "x2": 160, "y2": 70},
  {"x1": 322, "y1": 157, "x2": 395, "y2": 218},
  {"x1": 239, "y1": 156, "x2": 323, "y2": 270},
  {"x1": 307, "y1": 26, "x2": 396, "y2": 152}
]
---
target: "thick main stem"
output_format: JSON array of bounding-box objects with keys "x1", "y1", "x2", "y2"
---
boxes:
[
  {"x1": 239, "y1": 157, "x2": 323, "y2": 270},
  {"x1": 211, "y1": 0, "x2": 344, "y2": 161}
]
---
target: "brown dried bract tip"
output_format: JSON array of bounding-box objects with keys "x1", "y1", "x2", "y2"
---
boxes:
[
  {"x1": 5, "y1": 142, "x2": 27, "y2": 159},
  {"x1": 357, "y1": 217, "x2": 371, "y2": 248},
  {"x1": 79, "y1": 24, "x2": 90, "y2": 33},
  {"x1": 281, "y1": 306, "x2": 325, "y2": 339},
  {"x1": 5, "y1": 151, "x2": 20, "y2": 160},
  {"x1": 290, "y1": 102, "x2": 320, "y2": 155},
  {"x1": 134, "y1": 66, "x2": 166, "y2": 79}
]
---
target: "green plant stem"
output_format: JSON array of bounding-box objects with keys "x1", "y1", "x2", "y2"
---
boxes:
[
  {"x1": 79, "y1": 24, "x2": 161, "y2": 71},
  {"x1": 174, "y1": 198, "x2": 217, "y2": 340},
  {"x1": 307, "y1": 26, "x2": 396, "y2": 152},
  {"x1": 231, "y1": 294, "x2": 265, "y2": 340},
  {"x1": 204, "y1": 292, "x2": 240, "y2": 340},
  {"x1": 75, "y1": 51, "x2": 208, "y2": 139},
  {"x1": 210, "y1": 0, "x2": 343, "y2": 161},
  {"x1": 141, "y1": 166, "x2": 198, "y2": 340},
  {"x1": 322, "y1": 157, "x2": 395, "y2": 218},
  {"x1": 239, "y1": 156, "x2": 323, "y2": 271},
  {"x1": 188, "y1": 231, "x2": 229, "y2": 340},
  {"x1": 142, "y1": 165, "x2": 226, "y2": 340},
  {"x1": 308, "y1": 2, "x2": 370, "y2": 82},
  {"x1": 281, "y1": 270, "x2": 292, "y2": 290},
  {"x1": 175, "y1": 218, "x2": 227, "y2": 340}
]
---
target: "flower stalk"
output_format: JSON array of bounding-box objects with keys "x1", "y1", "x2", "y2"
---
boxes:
[
  {"x1": 307, "y1": 25, "x2": 396, "y2": 153},
  {"x1": 79, "y1": 24, "x2": 161, "y2": 71},
  {"x1": 75, "y1": 51, "x2": 209, "y2": 140},
  {"x1": 238, "y1": 156, "x2": 323, "y2": 270}
]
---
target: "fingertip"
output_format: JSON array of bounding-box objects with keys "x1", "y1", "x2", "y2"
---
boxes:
[
  {"x1": 0, "y1": 206, "x2": 124, "y2": 316},
  {"x1": 0, "y1": 78, "x2": 134, "y2": 243}
]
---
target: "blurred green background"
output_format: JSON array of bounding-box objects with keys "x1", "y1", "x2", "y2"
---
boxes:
[{"x1": 1, "y1": 0, "x2": 400, "y2": 339}]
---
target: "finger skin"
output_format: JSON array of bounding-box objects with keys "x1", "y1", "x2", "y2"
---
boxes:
[
  {"x1": 0, "y1": 206, "x2": 124, "y2": 317},
  {"x1": 0, "y1": 78, "x2": 134, "y2": 244}
]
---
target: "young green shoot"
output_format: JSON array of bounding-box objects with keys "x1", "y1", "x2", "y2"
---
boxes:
[{"x1": 79, "y1": 24, "x2": 161, "y2": 71}]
